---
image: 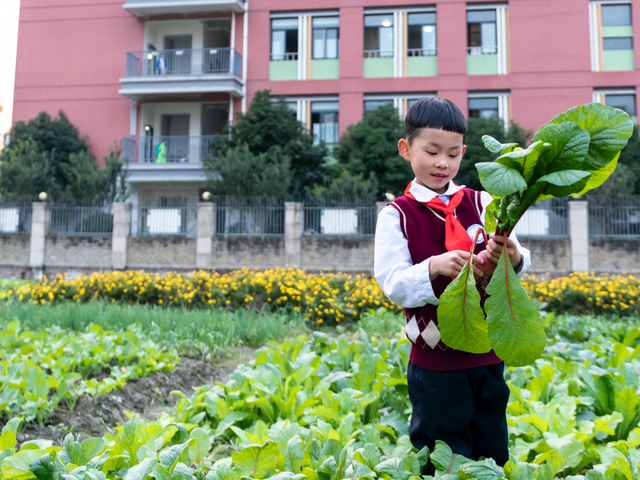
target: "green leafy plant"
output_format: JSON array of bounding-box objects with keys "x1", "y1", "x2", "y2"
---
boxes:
[{"x1": 438, "y1": 103, "x2": 634, "y2": 366}]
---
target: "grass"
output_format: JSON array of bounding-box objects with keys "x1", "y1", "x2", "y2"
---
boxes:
[{"x1": 0, "y1": 301, "x2": 308, "y2": 360}]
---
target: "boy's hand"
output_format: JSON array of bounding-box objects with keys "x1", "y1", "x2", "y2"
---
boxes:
[
  {"x1": 485, "y1": 235, "x2": 522, "y2": 270},
  {"x1": 430, "y1": 250, "x2": 487, "y2": 280}
]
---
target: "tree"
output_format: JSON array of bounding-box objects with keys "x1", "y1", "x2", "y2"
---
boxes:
[
  {"x1": 334, "y1": 104, "x2": 409, "y2": 197},
  {"x1": 308, "y1": 169, "x2": 378, "y2": 202},
  {"x1": 0, "y1": 112, "x2": 128, "y2": 200},
  {"x1": 215, "y1": 90, "x2": 327, "y2": 196},
  {"x1": 204, "y1": 145, "x2": 291, "y2": 197},
  {"x1": 457, "y1": 117, "x2": 532, "y2": 190},
  {"x1": 611, "y1": 124, "x2": 640, "y2": 194}
]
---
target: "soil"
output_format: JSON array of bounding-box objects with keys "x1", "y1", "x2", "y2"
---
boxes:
[{"x1": 18, "y1": 346, "x2": 256, "y2": 446}]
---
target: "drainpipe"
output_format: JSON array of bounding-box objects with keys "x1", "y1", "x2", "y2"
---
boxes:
[{"x1": 242, "y1": 0, "x2": 249, "y2": 113}]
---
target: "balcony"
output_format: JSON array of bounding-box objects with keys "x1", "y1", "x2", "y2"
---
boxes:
[
  {"x1": 467, "y1": 46, "x2": 499, "y2": 75},
  {"x1": 363, "y1": 50, "x2": 394, "y2": 78},
  {"x1": 119, "y1": 48, "x2": 243, "y2": 99},
  {"x1": 123, "y1": 0, "x2": 246, "y2": 17},
  {"x1": 407, "y1": 48, "x2": 437, "y2": 77},
  {"x1": 122, "y1": 135, "x2": 225, "y2": 183}
]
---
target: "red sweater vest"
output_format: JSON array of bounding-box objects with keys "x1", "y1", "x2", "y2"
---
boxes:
[{"x1": 389, "y1": 189, "x2": 501, "y2": 371}]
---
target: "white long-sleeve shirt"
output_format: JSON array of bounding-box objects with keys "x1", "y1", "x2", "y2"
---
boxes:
[{"x1": 374, "y1": 180, "x2": 531, "y2": 309}]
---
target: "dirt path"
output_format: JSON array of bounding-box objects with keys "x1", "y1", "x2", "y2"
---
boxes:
[{"x1": 19, "y1": 347, "x2": 255, "y2": 445}]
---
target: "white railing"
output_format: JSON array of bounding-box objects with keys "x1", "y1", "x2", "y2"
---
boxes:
[
  {"x1": 467, "y1": 46, "x2": 498, "y2": 55},
  {"x1": 122, "y1": 135, "x2": 226, "y2": 164}
]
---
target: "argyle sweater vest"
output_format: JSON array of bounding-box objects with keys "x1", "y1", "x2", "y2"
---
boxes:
[{"x1": 389, "y1": 189, "x2": 502, "y2": 371}]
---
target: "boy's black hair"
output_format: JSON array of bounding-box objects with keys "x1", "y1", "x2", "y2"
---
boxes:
[{"x1": 405, "y1": 97, "x2": 467, "y2": 144}]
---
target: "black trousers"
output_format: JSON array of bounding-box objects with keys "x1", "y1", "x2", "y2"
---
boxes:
[{"x1": 407, "y1": 360, "x2": 510, "y2": 475}]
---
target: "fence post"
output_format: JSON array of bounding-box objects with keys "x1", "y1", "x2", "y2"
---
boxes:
[
  {"x1": 29, "y1": 202, "x2": 48, "y2": 277},
  {"x1": 285, "y1": 202, "x2": 303, "y2": 267},
  {"x1": 376, "y1": 201, "x2": 387, "y2": 218},
  {"x1": 569, "y1": 200, "x2": 589, "y2": 272},
  {"x1": 197, "y1": 202, "x2": 215, "y2": 269},
  {"x1": 112, "y1": 203, "x2": 131, "y2": 270}
]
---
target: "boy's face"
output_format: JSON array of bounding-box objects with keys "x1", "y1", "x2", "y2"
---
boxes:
[{"x1": 398, "y1": 127, "x2": 466, "y2": 195}]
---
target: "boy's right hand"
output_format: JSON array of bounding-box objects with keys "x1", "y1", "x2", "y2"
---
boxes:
[{"x1": 429, "y1": 250, "x2": 486, "y2": 280}]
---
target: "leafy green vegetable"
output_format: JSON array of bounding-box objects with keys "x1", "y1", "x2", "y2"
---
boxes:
[{"x1": 438, "y1": 102, "x2": 633, "y2": 365}]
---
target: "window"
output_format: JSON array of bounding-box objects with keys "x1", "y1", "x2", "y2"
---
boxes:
[
  {"x1": 602, "y1": 4, "x2": 631, "y2": 26},
  {"x1": 605, "y1": 94, "x2": 636, "y2": 116},
  {"x1": 271, "y1": 18, "x2": 298, "y2": 61},
  {"x1": 364, "y1": 99, "x2": 394, "y2": 112},
  {"x1": 311, "y1": 101, "x2": 339, "y2": 145},
  {"x1": 469, "y1": 97, "x2": 499, "y2": 119},
  {"x1": 313, "y1": 17, "x2": 339, "y2": 59},
  {"x1": 408, "y1": 13, "x2": 436, "y2": 56},
  {"x1": 467, "y1": 10, "x2": 497, "y2": 54},
  {"x1": 364, "y1": 14, "x2": 394, "y2": 57},
  {"x1": 604, "y1": 37, "x2": 633, "y2": 50}
]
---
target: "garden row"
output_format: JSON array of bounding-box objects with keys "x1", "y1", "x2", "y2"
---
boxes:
[
  {"x1": 2, "y1": 314, "x2": 640, "y2": 480},
  {"x1": 4, "y1": 270, "x2": 640, "y2": 321}
]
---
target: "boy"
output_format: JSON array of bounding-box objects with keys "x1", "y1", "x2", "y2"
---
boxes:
[{"x1": 374, "y1": 97, "x2": 530, "y2": 474}]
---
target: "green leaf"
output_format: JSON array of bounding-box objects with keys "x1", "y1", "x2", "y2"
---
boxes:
[
  {"x1": 2, "y1": 418, "x2": 22, "y2": 435},
  {"x1": 374, "y1": 458, "x2": 413, "y2": 480},
  {"x1": 159, "y1": 442, "x2": 191, "y2": 473},
  {"x1": 571, "y1": 153, "x2": 619, "y2": 197},
  {"x1": 496, "y1": 141, "x2": 551, "y2": 184},
  {"x1": 29, "y1": 453, "x2": 67, "y2": 480},
  {"x1": 188, "y1": 428, "x2": 211, "y2": 464},
  {"x1": 476, "y1": 162, "x2": 528, "y2": 197},
  {"x1": 2, "y1": 449, "x2": 50, "y2": 480},
  {"x1": 430, "y1": 441, "x2": 472, "y2": 474},
  {"x1": 205, "y1": 466, "x2": 240, "y2": 480},
  {"x1": 80, "y1": 438, "x2": 106, "y2": 461},
  {"x1": 123, "y1": 457, "x2": 155, "y2": 480},
  {"x1": 62, "y1": 434, "x2": 88, "y2": 467},
  {"x1": 485, "y1": 248, "x2": 546, "y2": 367},
  {"x1": 458, "y1": 459, "x2": 505, "y2": 480},
  {"x1": 283, "y1": 436, "x2": 304, "y2": 473},
  {"x1": 484, "y1": 198, "x2": 500, "y2": 233},
  {"x1": 536, "y1": 170, "x2": 591, "y2": 197},
  {"x1": 0, "y1": 431, "x2": 16, "y2": 451},
  {"x1": 531, "y1": 122, "x2": 590, "y2": 174},
  {"x1": 438, "y1": 261, "x2": 491, "y2": 354},
  {"x1": 231, "y1": 441, "x2": 280, "y2": 479},
  {"x1": 549, "y1": 102, "x2": 633, "y2": 170},
  {"x1": 508, "y1": 462, "x2": 539, "y2": 480},
  {"x1": 482, "y1": 135, "x2": 519, "y2": 154}
]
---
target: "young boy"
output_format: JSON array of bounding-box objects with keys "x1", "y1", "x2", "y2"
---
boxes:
[{"x1": 374, "y1": 97, "x2": 531, "y2": 474}]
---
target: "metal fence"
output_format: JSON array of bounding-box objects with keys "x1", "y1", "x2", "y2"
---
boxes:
[
  {"x1": 49, "y1": 198, "x2": 114, "y2": 236},
  {"x1": 122, "y1": 135, "x2": 226, "y2": 164},
  {"x1": 589, "y1": 195, "x2": 640, "y2": 237},
  {"x1": 125, "y1": 48, "x2": 242, "y2": 77},
  {"x1": 512, "y1": 198, "x2": 569, "y2": 238},
  {"x1": 136, "y1": 196, "x2": 198, "y2": 237},
  {"x1": 303, "y1": 196, "x2": 377, "y2": 236},
  {"x1": 213, "y1": 196, "x2": 285, "y2": 236},
  {"x1": 0, "y1": 197, "x2": 34, "y2": 234}
]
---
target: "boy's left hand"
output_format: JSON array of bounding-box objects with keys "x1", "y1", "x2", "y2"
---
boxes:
[{"x1": 485, "y1": 234, "x2": 522, "y2": 269}]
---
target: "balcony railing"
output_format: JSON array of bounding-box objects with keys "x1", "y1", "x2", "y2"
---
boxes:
[
  {"x1": 122, "y1": 135, "x2": 226, "y2": 164},
  {"x1": 125, "y1": 48, "x2": 242, "y2": 77},
  {"x1": 407, "y1": 48, "x2": 437, "y2": 57},
  {"x1": 467, "y1": 46, "x2": 498, "y2": 55},
  {"x1": 270, "y1": 52, "x2": 299, "y2": 61},
  {"x1": 364, "y1": 50, "x2": 395, "y2": 58}
]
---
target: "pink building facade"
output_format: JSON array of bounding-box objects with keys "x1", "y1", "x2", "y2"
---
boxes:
[{"x1": 12, "y1": 0, "x2": 640, "y2": 200}]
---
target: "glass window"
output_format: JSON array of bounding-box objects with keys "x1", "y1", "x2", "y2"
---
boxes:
[
  {"x1": 364, "y1": 14, "x2": 394, "y2": 57},
  {"x1": 467, "y1": 10, "x2": 497, "y2": 54},
  {"x1": 603, "y1": 37, "x2": 633, "y2": 50},
  {"x1": 408, "y1": 12, "x2": 437, "y2": 56},
  {"x1": 311, "y1": 101, "x2": 339, "y2": 145},
  {"x1": 364, "y1": 99, "x2": 394, "y2": 112},
  {"x1": 469, "y1": 97, "x2": 500, "y2": 119},
  {"x1": 271, "y1": 18, "x2": 298, "y2": 61},
  {"x1": 605, "y1": 94, "x2": 636, "y2": 116},
  {"x1": 602, "y1": 4, "x2": 632, "y2": 26},
  {"x1": 313, "y1": 17, "x2": 339, "y2": 59}
]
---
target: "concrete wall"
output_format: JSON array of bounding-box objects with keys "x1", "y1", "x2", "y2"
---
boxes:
[
  {"x1": 44, "y1": 236, "x2": 112, "y2": 268},
  {"x1": 302, "y1": 236, "x2": 375, "y2": 272},
  {"x1": 212, "y1": 237, "x2": 284, "y2": 269},
  {"x1": 0, "y1": 235, "x2": 30, "y2": 266},
  {"x1": 127, "y1": 237, "x2": 197, "y2": 270}
]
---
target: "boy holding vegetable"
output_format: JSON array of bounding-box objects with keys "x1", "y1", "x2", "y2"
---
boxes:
[{"x1": 374, "y1": 97, "x2": 531, "y2": 474}]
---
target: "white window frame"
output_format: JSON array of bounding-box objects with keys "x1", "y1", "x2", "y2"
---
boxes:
[
  {"x1": 589, "y1": 0, "x2": 633, "y2": 72},
  {"x1": 466, "y1": 3, "x2": 509, "y2": 75},
  {"x1": 593, "y1": 88, "x2": 636, "y2": 117},
  {"x1": 468, "y1": 91, "x2": 511, "y2": 127},
  {"x1": 363, "y1": 93, "x2": 437, "y2": 118}
]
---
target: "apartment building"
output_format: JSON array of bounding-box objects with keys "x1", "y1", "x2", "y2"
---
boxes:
[{"x1": 11, "y1": 0, "x2": 640, "y2": 211}]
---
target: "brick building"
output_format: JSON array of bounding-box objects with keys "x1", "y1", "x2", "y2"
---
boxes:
[{"x1": 11, "y1": 0, "x2": 640, "y2": 205}]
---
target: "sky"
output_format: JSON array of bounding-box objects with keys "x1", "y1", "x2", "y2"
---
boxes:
[{"x1": 0, "y1": 0, "x2": 21, "y2": 149}]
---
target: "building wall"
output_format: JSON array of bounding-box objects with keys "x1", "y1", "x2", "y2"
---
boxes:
[
  {"x1": 0, "y1": 235, "x2": 30, "y2": 267},
  {"x1": 44, "y1": 236, "x2": 112, "y2": 268},
  {"x1": 128, "y1": 237, "x2": 197, "y2": 269}
]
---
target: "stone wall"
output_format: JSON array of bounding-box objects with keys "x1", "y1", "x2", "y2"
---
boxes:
[
  {"x1": 520, "y1": 237, "x2": 571, "y2": 274},
  {"x1": 301, "y1": 236, "x2": 375, "y2": 272},
  {"x1": 0, "y1": 234, "x2": 30, "y2": 267},
  {"x1": 213, "y1": 236, "x2": 284, "y2": 269},
  {"x1": 45, "y1": 236, "x2": 112, "y2": 268},
  {"x1": 590, "y1": 238, "x2": 640, "y2": 273},
  {"x1": 128, "y1": 237, "x2": 197, "y2": 270}
]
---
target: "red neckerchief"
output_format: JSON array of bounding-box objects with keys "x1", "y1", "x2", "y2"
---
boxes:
[{"x1": 404, "y1": 183, "x2": 473, "y2": 252}]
